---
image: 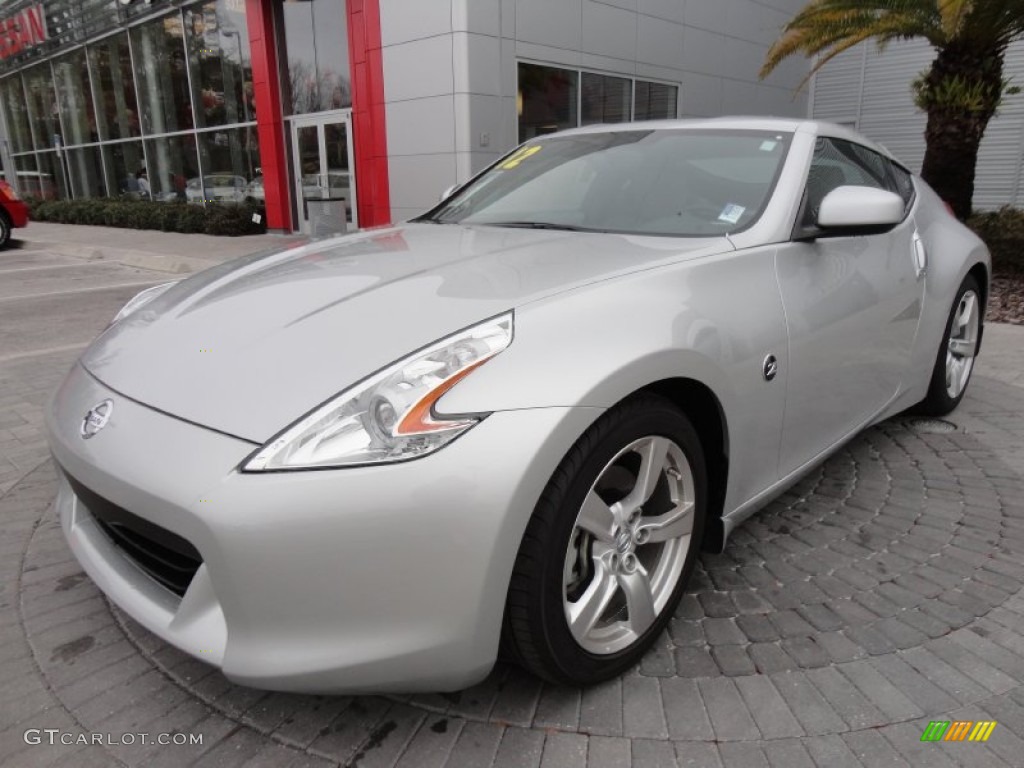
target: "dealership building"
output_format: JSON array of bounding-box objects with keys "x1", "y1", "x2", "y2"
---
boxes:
[{"x1": 0, "y1": 0, "x2": 810, "y2": 233}]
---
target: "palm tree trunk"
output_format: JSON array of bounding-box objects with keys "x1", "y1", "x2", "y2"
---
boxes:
[{"x1": 919, "y1": 44, "x2": 1005, "y2": 220}]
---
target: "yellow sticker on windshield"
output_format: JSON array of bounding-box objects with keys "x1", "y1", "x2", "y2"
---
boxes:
[{"x1": 500, "y1": 145, "x2": 542, "y2": 169}]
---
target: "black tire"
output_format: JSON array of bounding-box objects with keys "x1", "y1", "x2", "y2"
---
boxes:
[
  {"x1": 917, "y1": 274, "x2": 982, "y2": 416},
  {"x1": 0, "y1": 211, "x2": 11, "y2": 250},
  {"x1": 503, "y1": 394, "x2": 707, "y2": 685}
]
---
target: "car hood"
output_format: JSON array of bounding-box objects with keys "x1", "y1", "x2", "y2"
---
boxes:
[{"x1": 80, "y1": 223, "x2": 729, "y2": 443}]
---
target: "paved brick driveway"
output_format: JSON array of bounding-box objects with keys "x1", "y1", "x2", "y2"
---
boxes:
[{"x1": 3, "y1": 241, "x2": 1024, "y2": 766}]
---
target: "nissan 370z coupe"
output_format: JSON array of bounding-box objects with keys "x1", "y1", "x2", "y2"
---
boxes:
[{"x1": 46, "y1": 118, "x2": 989, "y2": 693}]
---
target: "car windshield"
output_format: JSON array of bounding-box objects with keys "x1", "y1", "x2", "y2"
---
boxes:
[{"x1": 420, "y1": 129, "x2": 792, "y2": 237}]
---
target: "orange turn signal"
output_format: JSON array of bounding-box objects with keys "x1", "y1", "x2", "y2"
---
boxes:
[{"x1": 394, "y1": 359, "x2": 489, "y2": 435}]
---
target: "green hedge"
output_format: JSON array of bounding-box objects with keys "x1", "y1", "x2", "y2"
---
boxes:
[
  {"x1": 968, "y1": 208, "x2": 1024, "y2": 276},
  {"x1": 25, "y1": 197, "x2": 266, "y2": 236}
]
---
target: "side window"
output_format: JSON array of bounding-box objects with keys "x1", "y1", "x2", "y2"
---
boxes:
[
  {"x1": 847, "y1": 141, "x2": 917, "y2": 213},
  {"x1": 888, "y1": 162, "x2": 916, "y2": 209},
  {"x1": 844, "y1": 142, "x2": 894, "y2": 189},
  {"x1": 802, "y1": 138, "x2": 887, "y2": 227}
]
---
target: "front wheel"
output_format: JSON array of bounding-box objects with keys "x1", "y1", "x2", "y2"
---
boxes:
[
  {"x1": 503, "y1": 395, "x2": 706, "y2": 685},
  {"x1": 0, "y1": 211, "x2": 11, "y2": 250},
  {"x1": 917, "y1": 274, "x2": 982, "y2": 416}
]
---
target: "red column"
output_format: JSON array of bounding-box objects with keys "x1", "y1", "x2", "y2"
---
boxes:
[
  {"x1": 347, "y1": 0, "x2": 391, "y2": 227},
  {"x1": 246, "y1": 0, "x2": 292, "y2": 232}
]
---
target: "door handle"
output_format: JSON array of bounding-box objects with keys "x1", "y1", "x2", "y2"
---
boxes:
[{"x1": 912, "y1": 231, "x2": 927, "y2": 279}]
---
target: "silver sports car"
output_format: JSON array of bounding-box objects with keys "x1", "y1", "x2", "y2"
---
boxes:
[{"x1": 46, "y1": 118, "x2": 989, "y2": 693}]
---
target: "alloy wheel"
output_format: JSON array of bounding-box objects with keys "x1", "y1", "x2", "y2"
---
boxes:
[
  {"x1": 562, "y1": 435, "x2": 695, "y2": 655},
  {"x1": 945, "y1": 289, "x2": 980, "y2": 399}
]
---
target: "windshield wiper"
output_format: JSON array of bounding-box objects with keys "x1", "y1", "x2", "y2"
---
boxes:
[{"x1": 477, "y1": 221, "x2": 589, "y2": 231}]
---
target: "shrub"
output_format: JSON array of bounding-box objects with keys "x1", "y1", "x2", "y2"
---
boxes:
[
  {"x1": 24, "y1": 197, "x2": 266, "y2": 236},
  {"x1": 967, "y1": 208, "x2": 1024, "y2": 276}
]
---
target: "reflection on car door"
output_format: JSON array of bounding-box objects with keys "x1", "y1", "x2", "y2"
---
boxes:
[{"x1": 775, "y1": 138, "x2": 923, "y2": 477}]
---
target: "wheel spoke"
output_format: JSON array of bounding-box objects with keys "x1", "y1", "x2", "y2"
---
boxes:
[
  {"x1": 957, "y1": 357, "x2": 971, "y2": 394},
  {"x1": 636, "y1": 501, "x2": 694, "y2": 544},
  {"x1": 948, "y1": 338, "x2": 975, "y2": 358},
  {"x1": 568, "y1": 560, "x2": 618, "y2": 639},
  {"x1": 957, "y1": 293, "x2": 977, "y2": 332},
  {"x1": 618, "y1": 565, "x2": 656, "y2": 635},
  {"x1": 621, "y1": 437, "x2": 671, "y2": 513},
  {"x1": 576, "y1": 491, "x2": 617, "y2": 542}
]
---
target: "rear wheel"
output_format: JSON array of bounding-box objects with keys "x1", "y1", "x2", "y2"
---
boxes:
[
  {"x1": 918, "y1": 274, "x2": 982, "y2": 416},
  {"x1": 503, "y1": 395, "x2": 706, "y2": 685}
]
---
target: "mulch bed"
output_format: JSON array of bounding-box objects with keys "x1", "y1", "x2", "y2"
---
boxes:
[{"x1": 988, "y1": 273, "x2": 1024, "y2": 325}]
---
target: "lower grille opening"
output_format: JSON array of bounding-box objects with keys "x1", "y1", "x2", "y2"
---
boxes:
[{"x1": 62, "y1": 470, "x2": 202, "y2": 597}]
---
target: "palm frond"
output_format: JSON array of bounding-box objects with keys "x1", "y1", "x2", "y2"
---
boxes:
[
  {"x1": 761, "y1": 0, "x2": 943, "y2": 79},
  {"x1": 764, "y1": 0, "x2": 1024, "y2": 82}
]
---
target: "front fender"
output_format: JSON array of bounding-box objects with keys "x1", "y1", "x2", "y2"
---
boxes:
[{"x1": 440, "y1": 248, "x2": 790, "y2": 515}]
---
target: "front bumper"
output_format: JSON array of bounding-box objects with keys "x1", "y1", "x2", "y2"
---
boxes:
[{"x1": 46, "y1": 363, "x2": 600, "y2": 693}]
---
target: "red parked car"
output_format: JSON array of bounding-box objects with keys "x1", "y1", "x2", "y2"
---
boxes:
[{"x1": 0, "y1": 179, "x2": 29, "y2": 248}]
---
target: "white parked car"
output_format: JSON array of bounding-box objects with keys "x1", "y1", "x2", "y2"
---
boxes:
[{"x1": 185, "y1": 174, "x2": 247, "y2": 204}]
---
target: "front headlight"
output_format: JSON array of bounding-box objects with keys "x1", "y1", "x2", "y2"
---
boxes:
[
  {"x1": 243, "y1": 312, "x2": 513, "y2": 471},
  {"x1": 111, "y1": 281, "x2": 180, "y2": 324}
]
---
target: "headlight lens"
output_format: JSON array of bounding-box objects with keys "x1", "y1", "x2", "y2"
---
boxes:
[
  {"x1": 111, "y1": 281, "x2": 179, "y2": 324},
  {"x1": 243, "y1": 312, "x2": 513, "y2": 471}
]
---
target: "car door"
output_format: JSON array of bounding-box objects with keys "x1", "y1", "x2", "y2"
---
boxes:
[{"x1": 774, "y1": 137, "x2": 924, "y2": 477}]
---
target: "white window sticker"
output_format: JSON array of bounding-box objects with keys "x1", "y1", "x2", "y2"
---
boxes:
[
  {"x1": 718, "y1": 204, "x2": 745, "y2": 224},
  {"x1": 759, "y1": 140, "x2": 778, "y2": 152}
]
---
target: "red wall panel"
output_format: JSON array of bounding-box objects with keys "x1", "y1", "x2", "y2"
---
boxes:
[
  {"x1": 245, "y1": 0, "x2": 292, "y2": 232},
  {"x1": 346, "y1": 0, "x2": 391, "y2": 227}
]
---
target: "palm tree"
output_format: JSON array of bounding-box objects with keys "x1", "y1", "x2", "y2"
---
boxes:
[{"x1": 761, "y1": 0, "x2": 1024, "y2": 220}]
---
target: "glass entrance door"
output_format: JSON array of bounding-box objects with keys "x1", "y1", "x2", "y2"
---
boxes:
[{"x1": 291, "y1": 112, "x2": 356, "y2": 234}]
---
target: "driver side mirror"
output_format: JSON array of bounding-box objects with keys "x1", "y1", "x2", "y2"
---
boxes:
[{"x1": 809, "y1": 185, "x2": 904, "y2": 239}]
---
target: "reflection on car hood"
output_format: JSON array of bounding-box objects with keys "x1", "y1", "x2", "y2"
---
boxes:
[{"x1": 80, "y1": 223, "x2": 729, "y2": 442}]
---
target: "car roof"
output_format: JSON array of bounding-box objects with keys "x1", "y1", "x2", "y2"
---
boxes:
[{"x1": 554, "y1": 116, "x2": 900, "y2": 165}]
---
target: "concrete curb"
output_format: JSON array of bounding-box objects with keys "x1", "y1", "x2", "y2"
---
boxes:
[
  {"x1": 19, "y1": 239, "x2": 245, "y2": 275},
  {"x1": 11, "y1": 223, "x2": 306, "y2": 275}
]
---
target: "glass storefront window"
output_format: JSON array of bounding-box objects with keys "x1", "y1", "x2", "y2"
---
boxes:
[
  {"x1": 36, "y1": 150, "x2": 72, "y2": 200},
  {"x1": 185, "y1": 1, "x2": 255, "y2": 129},
  {"x1": 634, "y1": 80, "x2": 678, "y2": 121},
  {"x1": 104, "y1": 140, "x2": 148, "y2": 199},
  {"x1": 53, "y1": 50, "x2": 99, "y2": 146},
  {"x1": 144, "y1": 133, "x2": 200, "y2": 202},
  {"x1": 24, "y1": 64, "x2": 62, "y2": 153},
  {"x1": 132, "y1": 15, "x2": 194, "y2": 135},
  {"x1": 67, "y1": 146, "x2": 107, "y2": 198},
  {"x1": 89, "y1": 33, "x2": 141, "y2": 140},
  {"x1": 581, "y1": 72, "x2": 631, "y2": 126},
  {"x1": 280, "y1": 0, "x2": 352, "y2": 114},
  {"x1": 516, "y1": 65, "x2": 678, "y2": 141},
  {"x1": 12, "y1": 154, "x2": 45, "y2": 199},
  {"x1": 1, "y1": 77, "x2": 34, "y2": 153},
  {"x1": 518, "y1": 63, "x2": 578, "y2": 143},
  {"x1": 196, "y1": 126, "x2": 260, "y2": 203}
]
